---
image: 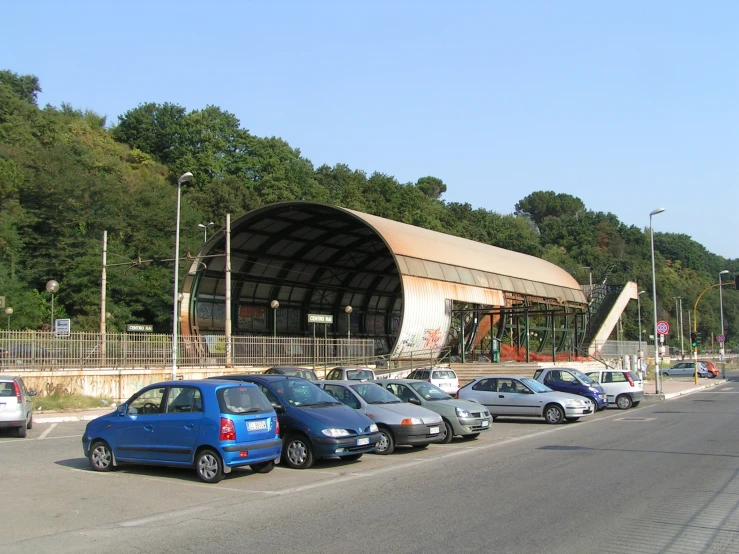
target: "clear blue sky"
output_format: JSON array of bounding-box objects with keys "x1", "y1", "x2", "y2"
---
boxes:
[{"x1": 4, "y1": 1, "x2": 738, "y2": 259}]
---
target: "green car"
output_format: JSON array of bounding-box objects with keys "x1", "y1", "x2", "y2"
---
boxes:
[{"x1": 375, "y1": 379, "x2": 492, "y2": 443}]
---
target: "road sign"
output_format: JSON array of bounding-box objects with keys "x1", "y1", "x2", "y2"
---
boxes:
[
  {"x1": 55, "y1": 318, "x2": 71, "y2": 336},
  {"x1": 656, "y1": 321, "x2": 670, "y2": 335},
  {"x1": 126, "y1": 324, "x2": 153, "y2": 333},
  {"x1": 308, "y1": 314, "x2": 333, "y2": 324},
  {"x1": 718, "y1": 334, "x2": 726, "y2": 343}
]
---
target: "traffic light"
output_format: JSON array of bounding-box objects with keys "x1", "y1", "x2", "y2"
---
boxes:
[
  {"x1": 690, "y1": 332, "x2": 697, "y2": 348},
  {"x1": 736, "y1": 274, "x2": 739, "y2": 290}
]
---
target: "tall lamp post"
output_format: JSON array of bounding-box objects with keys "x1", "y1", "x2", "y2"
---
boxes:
[
  {"x1": 649, "y1": 207, "x2": 665, "y2": 394},
  {"x1": 270, "y1": 300, "x2": 279, "y2": 337},
  {"x1": 719, "y1": 269, "x2": 729, "y2": 375},
  {"x1": 198, "y1": 221, "x2": 214, "y2": 243},
  {"x1": 172, "y1": 171, "x2": 193, "y2": 380},
  {"x1": 345, "y1": 305, "x2": 353, "y2": 340},
  {"x1": 5, "y1": 307, "x2": 12, "y2": 331},
  {"x1": 46, "y1": 280, "x2": 59, "y2": 331},
  {"x1": 673, "y1": 296, "x2": 684, "y2": 359}
]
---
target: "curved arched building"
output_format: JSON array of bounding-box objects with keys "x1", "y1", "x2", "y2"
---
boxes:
[{"x1": 180, "y1": 202, "x2": 588, "y2": 359}]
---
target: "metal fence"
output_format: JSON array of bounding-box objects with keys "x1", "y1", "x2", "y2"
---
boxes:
[{"x1": 0, "y1": 331, "x2": 375, "y2": 371}]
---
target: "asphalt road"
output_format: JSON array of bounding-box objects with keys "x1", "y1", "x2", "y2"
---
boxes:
[{"x1": 3, "y1": 383, "x2": 739, "y2": 553}]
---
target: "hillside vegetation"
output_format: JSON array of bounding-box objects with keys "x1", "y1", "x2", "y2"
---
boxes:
[{"x1": 0, "y1": 70, "x2": 736, "y2": 348}]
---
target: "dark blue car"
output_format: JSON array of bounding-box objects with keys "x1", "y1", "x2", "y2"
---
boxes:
[
  {"x1": 214, "y1": 375, "x2": 382, "y2": 469},
  {"x1": 82, "y1": 379, "x2": 281, "y2": 483},
  {"x1": 533, "y1": 367, "x2": 609, "y2": 411}
]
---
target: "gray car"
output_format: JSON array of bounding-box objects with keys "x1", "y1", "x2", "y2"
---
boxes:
[
  {"x1": 376, "y1": 379, "x2": 491, "y2": 442},
  {"x1": 318, "y1": 380, "x2": 444, "y2": 454},
  {"x1": 457, "y1": 375, "x2": 594, "y2": 424},
  {"x1": 0, "y1": 376, "x2": 36, "y2": 437},
  {"x1": 662, "y1": 362, "x2": 710, "y2": 378}
]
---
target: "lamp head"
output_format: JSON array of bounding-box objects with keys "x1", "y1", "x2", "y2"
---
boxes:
[
  {"x1": 270, "y1": 300, "x2": 279, "y2": 309},
  {"x1": 46, "y1": 280, "x2": 59, "y2": 293},
  {"x1": 345, "y1": 305, "x2": 353, "y2": 314},
  {"x1": 649, "y1": 208, "x2": 665, "y2": 217},
  {"x1": 177, "y1": 172, "x2": 193, "y2": 185},
  {"x1": 720, "y1": 270, "x2": 730, "y2": 275},
  {"x1": 638, "y1": 290, "x2": 647, "y2": 295}
]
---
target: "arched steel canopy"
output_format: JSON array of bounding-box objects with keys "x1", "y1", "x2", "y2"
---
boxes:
[{"x1": 180, "y1": 201, "x2": 587, "y2": 357}]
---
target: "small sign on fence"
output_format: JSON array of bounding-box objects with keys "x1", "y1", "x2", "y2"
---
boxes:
[
  {"x1": 126, "y1": 324, "x2": 153, "y2": 333},
  {"x1": 55, "y1": 319, "x2": 71, "y2": 336},
  {"x1": 308, "y1": 314, "x2": 333, "y2": 324}
]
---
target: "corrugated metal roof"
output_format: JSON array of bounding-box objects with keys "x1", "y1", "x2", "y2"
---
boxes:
[{"x1": 346, "y1": 209, "x2": 582, "y2": 293}]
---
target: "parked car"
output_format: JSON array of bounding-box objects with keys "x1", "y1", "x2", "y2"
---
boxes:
[
  {"x1": 376, "y1": 379, "x2": 492, "y2": 443},
  {"x1": 583, "y1": 369, "x2": 644, "y2": 409},
  {"x1": 0, "y1": 376, "x2": 36, "y2": 437},
  {"x1": 325, "y1": 367, "x2": 376, "y2": 381},
  {"x1": 263, "y1": 366, "x2": 319, "y2": 381},
  {"x1": 82, "y1": 379, "x2": 282, "y2": 483},
  {"x1": 697, "y1": 360, "x2": 719, "y2": 378},
  {"x1": 406, "y1": 368, "x2": 460, "y2": 394},
  {"x1": 533, "y1": 367, "x2": 608, "y2": 411},
  {"x1": 457, "y1": 375, "x2": 594, "y2": 424},
  {"x1": 318, "y1": 380, "x2": 444, "y2": 454},
  {"x1": 662, "y1": 362, "x2": 710, "y2": 378},
  {"x1": 214, "y1": 375, "x2": 381, "y2": 468}
]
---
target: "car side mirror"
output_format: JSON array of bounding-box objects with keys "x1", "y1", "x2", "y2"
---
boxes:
[
  {"x1": 117, "y1": 404, "x2": 127, "y2": 415},
  {"x1": 407, "y1": 397, "x2": 421, "y2": 405},
  {"x1": 28, "y1": 390, "x2": 37, "y2": 397},
  {"x1": 272, "y1": 403, "x2": 286, "y2": 414},
  {"x1": 521, "y1": 389, "x2": 533, "y2": 394}
]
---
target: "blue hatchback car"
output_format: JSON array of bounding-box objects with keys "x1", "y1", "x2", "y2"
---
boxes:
[
  {"x1": 82, "y1": 379, "x2": 281, "y2": 483},
  {"x1": 533, "y1": 367, "x2": 608, "y2": 411},
  {"x1": 214, "y1": 375, "x2": 382, "y2": 469}
]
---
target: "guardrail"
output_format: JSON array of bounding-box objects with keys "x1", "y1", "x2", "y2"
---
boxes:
[{"x1": 0, "y1": 331, "x2": 375, "y2": 371}]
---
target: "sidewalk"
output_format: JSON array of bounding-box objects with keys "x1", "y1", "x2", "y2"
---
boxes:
[
  {"x1": 643, "y1": 377, "x2": 727, "y2": 401},
  {"x1": 34, "y1": 406, "x2": 114, "y2": 424}
]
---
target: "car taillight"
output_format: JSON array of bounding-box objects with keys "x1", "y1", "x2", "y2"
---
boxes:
[
  {"x1": 428, "y1": 379, "x2": 433, "y2": 383},
  {"x1": 220, "y1": 417, "x2": 235, "y2": 441},
  {"x1": 626, "y1": 373, "x2": 634, "y2": 387},
  {"x1": 14, "y1": 381, "x2": 22, "y2": 403},
  {"x1": 274, "y1": 417, "x2": 280, "y2": 436}
]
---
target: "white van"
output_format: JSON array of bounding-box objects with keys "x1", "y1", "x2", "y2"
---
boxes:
[
  {"x1": 406, "y1": 368, "x2": 459, "y2": 394},
  {"x1": 583, "y1": 369, "x2": 643, "y2": 409}
]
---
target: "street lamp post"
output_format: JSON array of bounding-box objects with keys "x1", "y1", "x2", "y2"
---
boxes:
[
  {"x1": 270, "y1": 300, "x2": 279, "y2": 337},
  {"x1": 649, "y1": 207, "x2": 665, "y2": 394},
  {"x1": 172, "y1": 171, "x2": 193, "y2": 380},
  {"x1": 345, "y1": 305, "x2": 353, "y2": 340},
  {"x1": 719, "y1": 269, "x2": 729, "y2": 375},
  {"x1": 198, "y1": 221, "x2": 214, "y2": 243},
  {"x1": 46, "y1": 280, "x2": 59, "y2": 331},
  {"x1": 637, "y1": 290, "x2": 646, "y2": 357},
  {"x1": 4, "y1": 307, "x2": 12, "y2": 331}
]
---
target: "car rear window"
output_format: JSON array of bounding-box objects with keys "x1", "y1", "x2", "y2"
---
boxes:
[
  {"x1": 0, "y1": 382, "x2": 16, "y2": 397},
  {"x1": 346, "y1": 370, "x2": 374, "y2": 380},
  {"x1": 217, "y1": 386, "x2": 273, "y2": 415},
  {"x1": 432, "y1": 370, "x2": 456, "y2": 379}
]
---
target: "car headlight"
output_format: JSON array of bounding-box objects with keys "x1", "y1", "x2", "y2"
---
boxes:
[
  {"x1": 565, "y1": 400, "x2": 582, "y2": 407},
  {"x1": 400, "y1": 418, "x2": 423, "y2": 426},
  {"x1": 369, "y1": 423, "x2": 378, "y2": 433},
  {"x1": 321, "y1": 428, "x2": 351, "y2": 437},
  {"x1": 455, "y1": 407, "x2": 471, "y2": 418}
]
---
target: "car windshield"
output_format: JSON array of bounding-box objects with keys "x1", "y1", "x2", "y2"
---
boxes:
[
  {"x1": 408, "y1": 381, "x2": 451, "y2": 400},
  {"x1": 351, "y1": 383, "x2": 401, "y2": 404},
  {"x1": 520, "y1": 378, "x2": 552, "y2": 393},
  {"x1": 568, "y1": 369, "x2": 596, "y2": 385},
  {"x1": 272, "y1": 377, "x2": 340, "y2": 407},
  {"x1": 346, "y1": 369, "x2": 374, "y2": 380}
]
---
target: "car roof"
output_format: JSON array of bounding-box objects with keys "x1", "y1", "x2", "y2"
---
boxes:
[
  {"x1": 214, "y1": 374, "x2": 306, "y2": 383},
  {"x1": 472, "y1": 375, "x2": 530, "y2": 380},
  {"x1": 322, "y1": 379, "x2": 376, "y2": 385},
  {"x1": 142, "y1": 379, "x2": 256, "y2": 389}
]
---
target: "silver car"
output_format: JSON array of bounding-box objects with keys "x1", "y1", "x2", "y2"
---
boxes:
[
  {"x1": 319, "y1": 381, "x2": 444, "y2": 454},
  {"x1": 662, "y1": 362, "x2": 710, "y2": 378},
  {"x1": 0, "y1": 376, "x2": 36, "y2": 437},
  {"x1": 457, "y1": 375, "x2": 594, "y2": 424}
]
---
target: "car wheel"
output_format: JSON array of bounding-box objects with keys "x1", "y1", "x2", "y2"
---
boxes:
[
  {"x1": 283, "y1": 434, "x2": 314, "y2": 469},
  {"x1": 632, "y1": 401, "x2": 641, "y2": 407},
  {"x1": 195, "y1": 449, "x2": 224, "y2": 483},
  {"x1": 16, "y1": 422, "x2": 27, "y2": 438},
  {"x1": 440, "y1": 420, "x2": 454, "y2": 444},
  {"x1": 89, "y1": 440, "x2": 113, "y2": 472},
  {"x1": 544, "y1": 404, "x2": 565, "y2": 424},
  {"x1": 250, "y1": 460, "x2": 275, "y2": 474},
  {"x1": 566, "y1": 417, "x2": 580, "y2": 422},
  {"x1": 662, "y1": 371, "x2": 670, "y2": 376},
  {"x1": 27, "y1": 413, "x2": 33, "y2": 430},
  {"x1": 411, "y1": 444, "x2": 429, "y2": 449},
  {"x1": 588, "y1": 397, "x2": 600, "y2": 411},
  {"x1": 616, "y1": 394, "x2": 633, "y2": 410},
  {"x1": 374, "y1": 428, "x2": 395, "y2": 455},
  {"x1": 462, "y1": 433, "x2": 480, "y2": 440},
  {"x1": 342, "y1": 453, "x2": 363, "y2": 461}
]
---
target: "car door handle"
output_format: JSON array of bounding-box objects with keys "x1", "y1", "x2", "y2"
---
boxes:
[
  {"x1": 498, "y1": 395, "x2": 504, "y2": 398},
  {"x1": 184, "y1": 424, "x2": 194, "y2": 430},
  {"x1": 143, "y1": 425, "x2": 153, "y2": 432}
]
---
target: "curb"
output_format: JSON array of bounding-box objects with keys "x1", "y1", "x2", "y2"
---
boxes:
[
  {"x1": 643, "y1": 379, "x2": 726, "y2": 401},
  {"x1": 34, "y1": 414, "x2": 104, "y2": 423}
]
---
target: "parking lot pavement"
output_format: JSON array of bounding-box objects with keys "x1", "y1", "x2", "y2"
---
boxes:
[{"x1": 643, "y1": 376, "x2": 727, "y2": 400}]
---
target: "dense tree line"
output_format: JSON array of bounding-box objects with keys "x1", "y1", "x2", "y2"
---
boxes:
[{"x1": 0, "y1": 70, "x2": 736, "y2": 348}]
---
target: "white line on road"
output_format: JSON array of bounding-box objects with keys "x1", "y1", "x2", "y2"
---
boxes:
[
  {"x1": 120, "y1": 506, "x2": 212, "y2": 527},
  {"x1": 37, "y1": 423, "x2": 57, "y2": 440}
]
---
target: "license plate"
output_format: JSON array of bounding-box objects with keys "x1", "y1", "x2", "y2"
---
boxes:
[
  {"x1": 247, "y1": 420, "x2": 268, "y2": 431},
  {"x1": 356, "y1": 437, "x2": 369, "y2": 446},
  {"x1": 481, "y1": 420, "x2": 489, "y2": 427},
  {"x1": 429, "y1": 426, "x2": 440, "y2": 434},
  {"x1": 440, "y1": 383, "x2": 450, "y2": 388}
]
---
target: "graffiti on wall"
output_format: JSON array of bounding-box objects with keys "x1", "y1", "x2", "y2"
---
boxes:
[{"x1": 423, "y1": 328, "x2": 443, "y2": 350}]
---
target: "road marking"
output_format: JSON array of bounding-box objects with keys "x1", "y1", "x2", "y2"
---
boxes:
[
  {"x1": 614, "y1": 417, "x2": 656, "y2": 422},
  {"x1": 0, "y1": 433, "x2": 82, "y2": 445},
  {"x1": 120, "y1": 506, "x2": 211, "y2": 527},
  {"x1": 37, "y1": 423, "x2": 57, "y2": 440}
]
